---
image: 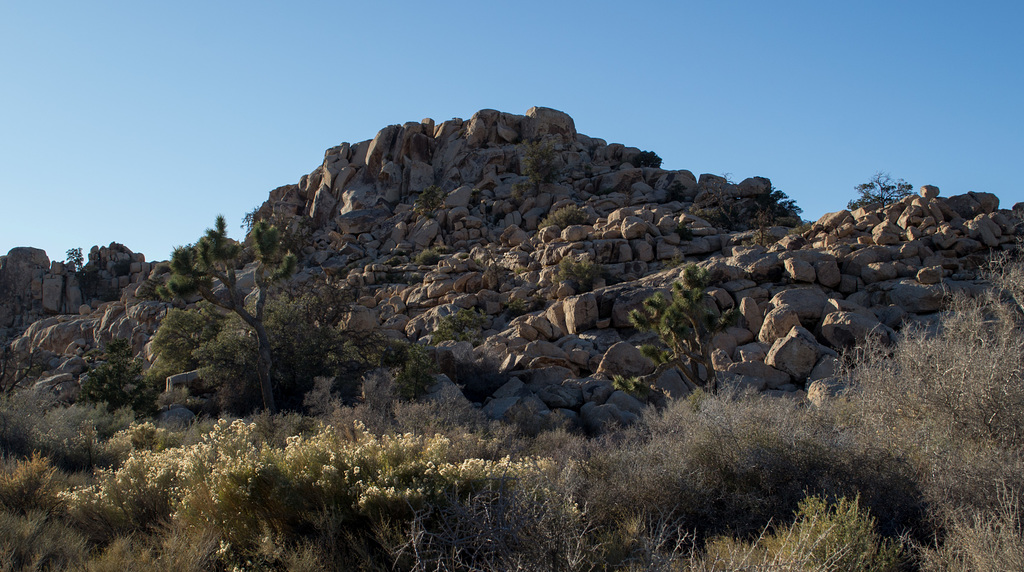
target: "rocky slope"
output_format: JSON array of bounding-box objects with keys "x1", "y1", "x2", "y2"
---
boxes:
[{"x1": 2, "y1": 106, "x2": 1019, "y2": 430}]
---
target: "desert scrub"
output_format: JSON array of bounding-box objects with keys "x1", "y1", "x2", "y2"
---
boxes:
[
  {"x1": 556, "y1": 254, "x2": 603, "y2": 292},
  {"x1": 539, "y1": 204, "x2": 589, "y2": 230},
  {"x1": 414, "y1": 246, "x2": 448, "y2": 266},
  {"x1": 701, "y1": 494, "x2": 902, "y2": 571},
  {"x1": 0, "y1": 453, "x2": 66, "y2": 515},
  {"x1": 431, "y1": 308, "x2": 488, "y2": 346},
  {"x1": 62, "y1": 418, "x2": 559, "y2": 564}
]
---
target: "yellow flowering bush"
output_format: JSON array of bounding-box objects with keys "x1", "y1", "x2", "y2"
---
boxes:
[{"x1": 63, "y1": 418, "x2": 557, "y2": 558}]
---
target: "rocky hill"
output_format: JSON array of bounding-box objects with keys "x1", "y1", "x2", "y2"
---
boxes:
[{"x1": 2, "y1": 106, "x2": 1019, "y2": 430}]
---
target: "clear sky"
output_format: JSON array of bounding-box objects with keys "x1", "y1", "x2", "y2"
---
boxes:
[{"x1": 2, "y1": 1, "x2": 1021, "y2": 263}]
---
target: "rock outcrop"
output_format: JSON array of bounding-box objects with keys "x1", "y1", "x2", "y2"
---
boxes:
[{"x1": 2, "y1": 107, "x2": 1019, "y2": 433}]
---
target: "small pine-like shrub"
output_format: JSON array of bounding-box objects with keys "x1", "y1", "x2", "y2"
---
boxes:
[
  {"x1": 414, "y1": 185, "x2": 445, "y2": 216},
  {"x1": 382, "y1": 342, "x2": 437, "y2": 399},
  {"x1": 520, "y1": 140, "x2": 560, "y2": 186},
  {"x1": 80, "y1": 339, "x2": 156, "y2": 416},
  {"x1": 539, "y1": 205, "x2": 589, "y2": 230}
]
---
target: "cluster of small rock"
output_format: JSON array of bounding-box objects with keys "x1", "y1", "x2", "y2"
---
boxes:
[{"x1": 1, "y1": 106, "x2": 1019, "y2": 431}]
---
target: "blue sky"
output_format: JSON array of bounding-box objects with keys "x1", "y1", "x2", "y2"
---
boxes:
[{"x1": 2, "y1": 1, "x2": 1021, "y2": 263}]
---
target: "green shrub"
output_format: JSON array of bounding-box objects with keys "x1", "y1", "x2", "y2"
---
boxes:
[
  {"x1": 504, "y1": 296, "x2": 543, "y2": 318},
  {"x1": 702, "y1": 495, "x2": 902, "y2": 571},
  {"x1": 147, "y1": 303, "x2": 223, "y2": 385},
  {"x1": 381, "y1": 342, "x2": 436, "y2": 400},
  {"x1": 555, "y1": 255, "x2": 603, "y2": 293},
  {"x1": 691, "y1": 206, "x2": 737, "y2": 230},
  {"x1": 520, "y1": 140, "x2": 560, "y2": 186},
  {"x1": 539, "y1": 204, "x2": 589, "y2": 230},
  {"x1": 192, "y1": 316, "x2": 261, "y2": 415},
  {"x1": 632, "y1": 150, "x2": 663, "y2": 168},
  {"x1": 80, "y1": 339, "x2": 156, "y2": 416},
  {"x1": 666, "y1": 181, "x2": 688, "y2": 203},
  {"x1": 414, "y1": 185, "x2": 445, "y2": 216},
  {"x1": 414, "y1": 246, "x2": 448, "y2": 266},
  {"x1": 432, "y1": 309, "x2": 488, "y2": 346}
]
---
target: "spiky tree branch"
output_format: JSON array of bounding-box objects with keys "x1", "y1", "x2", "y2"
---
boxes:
[{"x1": 629, "y1": 264, "x2": 737, "y2": 392}]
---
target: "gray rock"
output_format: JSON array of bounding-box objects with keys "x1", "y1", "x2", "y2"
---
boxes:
[
  {"x1": 493, "y1": 377, "x2": 527, "y2": 399},
  {"x1": 563, "y1": 293, "x2": 598, "y2": 334},
  {"x1": 722, "y1": 360, "x2": 791, "y2": 388},
  {"x1": 606, "y1": 390, "x2": 645, "y2": 417},
  {"x1": 654, "y1": 366, "x2": 693, "y2": 399},
  {"x1": 717, "y1": 371, "x2": 767, "y2": 392},
  {"x1": 156, "y1": 406, "x2": 196, "y2": 429},
  {"x1": 888, "y1": 282, "x2": 946, "y2": 313},
  {"x1": 765, "y1": 326, "x2": 820, "y2": 382},
  {"x1": 769, "y1": 288, "x2": 829, "y2": 324},
  {"x1": 580, "y1": 401, "x2": 636, "y2": 434},
  {"x1": 595, "y1": 342, "x2": 656, "y2": 378},
  {"x1": 537, "y1": 383, "x2": 584, "y2": 409},
  {"x1": 165, "y1": 370, "x2": 201, "y2": 393},
  {"x1": 483, "y1": 396, "x2": 521, "y2": 420},
  {"x1": 820, "y1": 311, "x2": 894, "y2": 349}
]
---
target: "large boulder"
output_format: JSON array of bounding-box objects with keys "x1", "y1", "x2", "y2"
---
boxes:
[
  {"x1": 523, "y1": 106, "x2": 577, "y2": 141},
  {"x1": 768, "y1": 288, "x2": 829, "y2": 325},
  {"x1": 563, "y1": 293, "x2": 598, "y2": 334},
  {"x1": 595, "y1": 342, "x2": 656, "y2": 378},
  {"x1": 758, "y1": 307, "x2": 801, "y2": 345},
  {"x1": 820, "y1": 311, "x2": 894, "y2": 349},
  {"x1": 721, "y1": 360, "x2": 791, "y2": 389},
  {"x1": 887, "y1": 282, "x2": 947, "y2": 313},
  {"x1": 335, "y1": 207, "x2": 390, "y2": 235},
  {"x1": 765, "y1": 326, "x2": 820, "y2": 382}
]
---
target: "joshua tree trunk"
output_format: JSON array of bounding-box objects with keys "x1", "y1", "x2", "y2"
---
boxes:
[{"x1": 253, "y1": 320, "x2": 276, "y2": 413}]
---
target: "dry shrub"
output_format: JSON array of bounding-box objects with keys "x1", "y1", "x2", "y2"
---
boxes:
[
  {"x1": 0, "y1": 391, "x2": 136, "y2": 471},
  {"x1": 696, "y1": 495, "x2": 902, "y2": 571},
  {"x1": 398, "y1": 477, "x2": 594, "y2": 571},
  {"x1": 851, "y1": 290, "x2": 1024, "y2": 523},
  {"x1": 0, "y1": 452, "x2": 65, "y2": 515},
  {"x1": 0, "y1": 510, "x2": 88, "y2": 570},
  {"x1": 921, "y1": 490, "x2": 1024, "y2": 572},
  {"x1": 853, "y1": 294, "x2": 1024, "y2": 448},
  {"x1": 583, "y1": 394, "x2": 923, "y2": 546}
]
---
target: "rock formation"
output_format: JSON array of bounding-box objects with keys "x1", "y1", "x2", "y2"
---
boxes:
[{"x1": 2, "y1": 106, "x2": 1019, "y2": 431}]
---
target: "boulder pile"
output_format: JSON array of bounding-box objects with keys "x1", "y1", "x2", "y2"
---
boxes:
[{"x1": 2, "y1": 106, "x2": 1019, "y2": 430}]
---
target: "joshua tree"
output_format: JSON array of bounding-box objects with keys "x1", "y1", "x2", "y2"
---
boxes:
[
  {"x1": 159, "y1": 215, "x2": 295, "y2": 413},
  {"x1": 629, "y1": 264, "x2": 737, "y2": 391}
]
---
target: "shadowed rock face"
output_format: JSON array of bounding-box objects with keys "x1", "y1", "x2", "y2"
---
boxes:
[
  {"x1": 0, "y1": 247, "x2": 49, "y2": 329},
  {"x1": 3, "y1": 107, "x2": 1020, "y2": 433}
]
